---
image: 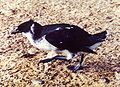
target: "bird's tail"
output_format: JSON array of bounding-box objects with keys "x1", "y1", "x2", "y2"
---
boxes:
[
  {"x1": 85, "y1": 31, "x2": 107, "y2": 52},
  {"x1": 89, "y1": 31, "x2": 107, "y2": 43}
]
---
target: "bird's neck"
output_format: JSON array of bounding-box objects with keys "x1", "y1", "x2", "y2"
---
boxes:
[{"x1": 22, "y1": 32, "x2": 36, "y2": 46}]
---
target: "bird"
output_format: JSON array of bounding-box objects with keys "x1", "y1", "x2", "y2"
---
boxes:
[{"x1": 11, "y1": 19, "x2": 107, "y2": 71}]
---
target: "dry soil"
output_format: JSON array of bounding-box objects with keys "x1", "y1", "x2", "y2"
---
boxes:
[{"x1": 0, "y1": 0, "x2": 120, "y2": 87}]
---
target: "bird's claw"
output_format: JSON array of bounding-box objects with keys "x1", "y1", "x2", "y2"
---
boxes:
[{"x1": 67, "y1": 63, "x2": 83, "y2": 72}]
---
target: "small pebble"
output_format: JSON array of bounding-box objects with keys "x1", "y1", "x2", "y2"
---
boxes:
[
  {"x1": 100, "y1": 77, "x2": 110, "y2": 84},
  {"x1": 28, "y1": 48, "x2": 38, "y2": 55},
  {"x1": 31, "y1": 79, "x2": 44, "y2": 85}
]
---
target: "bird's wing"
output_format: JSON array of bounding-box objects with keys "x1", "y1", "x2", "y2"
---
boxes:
[
  {"x1": 41, "y1": 24, "x2": 87, "y2": 36},
  {"x1": 45, "y1": 28, "x2": 91, "y2": 53}
]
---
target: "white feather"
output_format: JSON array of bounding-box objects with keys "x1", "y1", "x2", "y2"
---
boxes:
[
  {"x1": 35, "y1": 35, "x2": 57, "y2": 50},
  {"x1": 31, "y1": 23, "x2": 35, "y2": 34},
  {"x1": 88, "y1": 42, "x2": 101, "y2": 50},
  {"x1": 22, "y1": 32, "x2": 57, "y2": 51},
  {"x1": 55, "y1": 27, "x2": 61, "y2": 30},
  {"x1": 62, "y1": 50, "x2": 73, "y2": 60},
  {"x1": 65, "y1": 26, "x2": 73, "y2": 29}
]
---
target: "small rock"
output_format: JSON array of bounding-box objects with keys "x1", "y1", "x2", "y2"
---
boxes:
[
  {"x1": 100, "y1": 77, "x2": 110, "y2": 84},
  {"x1": 31, "y1": 79, "x2": 44, "y2": 85},
  {"x1": 28, "y1": 48, "x2": 38, "y2": 55},
  {"x1": 115, "y1": 72, "x2": 120, "y2": 81}
]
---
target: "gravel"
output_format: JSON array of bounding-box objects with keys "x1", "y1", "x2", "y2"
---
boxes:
[{"x1": 0, "y1": 0, "x2": 120, "y2": 87}]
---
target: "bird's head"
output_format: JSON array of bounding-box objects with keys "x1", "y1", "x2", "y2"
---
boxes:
[{"x1": 11, "y1": 19, "x2": 42, "y2": 35}]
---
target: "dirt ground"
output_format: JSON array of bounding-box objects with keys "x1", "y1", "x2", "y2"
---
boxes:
[{"x1": 0, "y1": 0, "x2": 120, "y2": 87}]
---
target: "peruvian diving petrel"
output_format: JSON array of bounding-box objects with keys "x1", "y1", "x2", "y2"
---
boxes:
[{"x1": 11, "y1": 20, "x2": 107, "y2": 71}]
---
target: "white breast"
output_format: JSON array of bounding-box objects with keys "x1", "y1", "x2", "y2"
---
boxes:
[
  {"x1": 34, "y1": 36, "x2": 57, "y2": 50},
  {"x1": 22, "y1": 32, "x2": 57, "y2": 51},
  {"x1": 88, "y1": 42, "x2": 101, "y2": 50}
]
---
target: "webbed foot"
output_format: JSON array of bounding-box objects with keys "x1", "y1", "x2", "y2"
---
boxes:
[{"x1": 67, "y1": 63, "x2": 83, "y2": 72}]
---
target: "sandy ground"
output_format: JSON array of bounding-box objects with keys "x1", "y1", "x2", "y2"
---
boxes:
[{"x1": 0, "y1": 0, "x2": 120, "y2": 87}]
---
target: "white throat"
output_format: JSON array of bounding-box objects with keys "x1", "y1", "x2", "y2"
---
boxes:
[
  {"x1": 22, "y1": 32, "x2": 35, "y2": 46},
  {"x1": 22, "y1": 32, "x2": 57, "y2": 51}
]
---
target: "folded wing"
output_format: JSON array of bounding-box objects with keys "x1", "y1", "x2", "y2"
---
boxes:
[{"x1": 45, "y1": 27, "x2": 97, "y2": 53}]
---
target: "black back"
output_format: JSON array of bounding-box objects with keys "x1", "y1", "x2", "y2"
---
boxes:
[{"x1": 43, "y1": 24, "x2": 93, "y2": 53}]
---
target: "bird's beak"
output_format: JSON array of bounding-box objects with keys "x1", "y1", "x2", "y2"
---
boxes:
[{"x1": 11, "y1": 26, "x2": 19, "y2": 34}]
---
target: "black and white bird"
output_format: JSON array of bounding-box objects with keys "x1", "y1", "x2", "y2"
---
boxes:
[{"x1": 11, "y1": 19, "x2": 107, "y2": 71}]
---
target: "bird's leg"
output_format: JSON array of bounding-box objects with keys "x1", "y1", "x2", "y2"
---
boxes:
[
  {"x1": 38, "y1": 50, "x2": 58, "y2": 64},
  {"x1": 46, "y1": 50, "x2": 68, "y2": 60},
  {"x1": 67, "y1": 52, "x2": 85, "y2": 71},
  {"x1": 38, "y1": 50, "x2": 74, "y2": 64},
  {"x1": 61, "y1": 50, "x2": 75, "y2": 60},
  {"x1": 46, "y1": 50, "x2": 74, "y2": 61},
  {"x1": 46, "y1": 50, "x2": 58, "y2": 59},
  {"x1": 38, "y1": 50, "x2": 66, "y2": 64},
  {"x1": 74, "y1": 53, "x2": 84, "y2": 69}
]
